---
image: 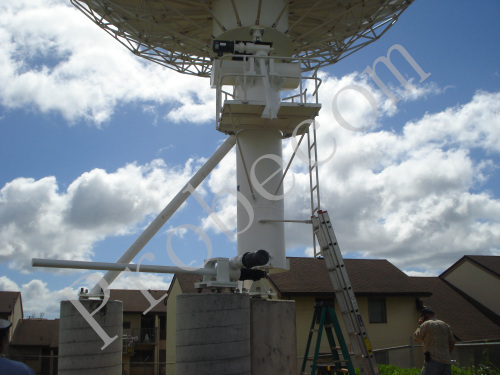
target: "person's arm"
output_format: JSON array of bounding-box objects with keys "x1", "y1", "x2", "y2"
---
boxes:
[
  {"x1": 447, "y1": 326, "x2": 455, "y2": 354},
  {"x1": 413, "y1": 318, "x2": 426, "y2": 343}
]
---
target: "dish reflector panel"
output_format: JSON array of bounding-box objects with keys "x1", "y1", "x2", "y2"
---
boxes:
[{"x1": 71, "y1": 0, "x2": 413, "y2": 76}]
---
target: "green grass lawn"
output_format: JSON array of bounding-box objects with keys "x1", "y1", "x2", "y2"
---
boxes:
[{"x1": 377, "y1": 363, "x2": 500, "y2": 375}]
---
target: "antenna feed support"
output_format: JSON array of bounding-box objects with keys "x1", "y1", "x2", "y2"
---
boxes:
[
  {"x1": 212, "y1": 40, "x2": 272, "y2": 57},
  {"x1": 250, "y1": 26, "x2": 265, "y2": 42}
]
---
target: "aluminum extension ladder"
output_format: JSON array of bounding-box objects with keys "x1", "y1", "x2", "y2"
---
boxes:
[
  {"x1": 307, "y1": 122, "x2": 321, "y2": 256},
  {"x1": 311, "y1": 210, "x2": 380, "y2": 375}
]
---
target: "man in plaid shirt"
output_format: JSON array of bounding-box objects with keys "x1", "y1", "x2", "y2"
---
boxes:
[{"x1": 414, "y1": 307, "x2": 456, "y2": 375}]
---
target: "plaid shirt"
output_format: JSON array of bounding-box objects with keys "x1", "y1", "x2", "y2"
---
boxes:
[{"x1": 414, "y1": 318, "x2": 455, "y2": 364}]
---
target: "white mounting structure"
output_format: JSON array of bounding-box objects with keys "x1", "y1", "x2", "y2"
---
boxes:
[
  {"x1": 34, "y1": 1, "x2": 413, "y2": 292},
  {"x1": 33, "y1": 249, "x2": 269, "y2": 292}
]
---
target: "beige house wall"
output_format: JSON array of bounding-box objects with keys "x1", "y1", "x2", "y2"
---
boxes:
[
  {"x1": 123, "y1": 313, "x2": 142, "y2": 335},
  {"x1": 443, "y1": 261, "x2": 500, "y2": 315},
  {"x1": 8, "y1": 296, "x2": 23, "y2": 342},
  {"x1": 294, "y1": 296, "x2": 419, "y2": 363},
  {"x1": 365, "y1": 296, "x2": 420, "y2": 349},
  {"x1": 165, "y1": 280, "x2": 182, "y2": 375}
]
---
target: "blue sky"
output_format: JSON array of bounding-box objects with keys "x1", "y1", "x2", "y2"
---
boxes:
[{"x1": 1, "y1": 0, "x2": 499, "y2": 318}]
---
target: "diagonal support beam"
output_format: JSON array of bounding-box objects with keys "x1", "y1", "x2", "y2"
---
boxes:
[{"x1": 90, "y1": 136, "x2": 236, "y2": 294}]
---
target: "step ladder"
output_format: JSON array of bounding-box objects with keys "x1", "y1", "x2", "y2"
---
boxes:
[
  {"x1": 301, "y1": 301, "x2": 355, "y2": 375},
  {"x1": 312, "y1": 210, "x2": 380, "y2": 375}
]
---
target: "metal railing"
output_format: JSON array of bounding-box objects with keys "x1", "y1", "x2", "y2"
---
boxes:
[
  {"x1": 213, "y1": 54, "x2": 322, "y2": 130},
  {"x1": 372, "y1": 339, "x2": 500, "y2": 369},
  {"x1": 130, "y1": 328, "x2": 157, "y2": 344}
]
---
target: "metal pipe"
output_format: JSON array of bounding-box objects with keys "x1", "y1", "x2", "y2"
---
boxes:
[
  {"x1": 32, "y1": 258, "x2": 216, "y2": 276},
  {"x1": 259, "y1": 219, "x2": 312, "y2": 224},
  {"x1": 90, "y1": 136, "x2": 236, "y2": 293}
]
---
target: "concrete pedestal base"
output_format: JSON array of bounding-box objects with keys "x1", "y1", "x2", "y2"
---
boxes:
[
  {"x1": 58, "y1": 299, "x2": 123, "y2": 375},
  {"x1": 176, "y1": 293, "x2": 297, "y2": 375}
]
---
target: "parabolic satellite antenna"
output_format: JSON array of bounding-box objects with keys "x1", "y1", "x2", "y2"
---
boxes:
[{"x1": 34, "y1": 1, "x2": 414, "y2": 374}]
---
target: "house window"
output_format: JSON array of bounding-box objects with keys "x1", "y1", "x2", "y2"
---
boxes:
[
  {"x1": 368, "y1": 297, "x2": 387, "y2": 323},
  {"x1": 123, "y1": 321, "x2": 131, "y2": 329},
  {"x1": 131, "y1": 350, "x2": 154, "y2": 363}
]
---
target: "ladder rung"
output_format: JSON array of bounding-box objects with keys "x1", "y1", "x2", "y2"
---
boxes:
[
  {"x1": 317, "y1": 360, "x2": 350, "y2": 365},
  {"x1": 315, "y1": 368, "x2": 350, "y2": 373}
]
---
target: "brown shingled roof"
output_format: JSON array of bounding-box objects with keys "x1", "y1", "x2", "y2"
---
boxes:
[
  {"x1": 269, "y1": 257, "x2": 430, "y2": 297},
  {"x1": 170, "y1": 257, "x2": 431, "y2": 297},
  {"x1": 412, "y1": 277, "x2": 500, "y2": 342},
  {"x1": 10, "y1": 319, "x2": 59, "y2": 348},
  {"x1": 0, "y1": 291, "x2": 21, "y2": 314},
  {"x1": 109, "y1": 289, "x2": 168, "y2": 313}
]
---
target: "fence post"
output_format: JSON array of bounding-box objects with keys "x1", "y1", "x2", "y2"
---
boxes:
[{"x1": 409, "y1": 336, "x2": 415, "y2": 368}]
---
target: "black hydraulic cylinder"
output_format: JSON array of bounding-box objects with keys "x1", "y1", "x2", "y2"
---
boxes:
[
  {"x1": 239, "y1": 268, "x2": 267, "y2": 281},
  {"x1": 241, "y1": 249, "x2": 270, "y2": 269}
]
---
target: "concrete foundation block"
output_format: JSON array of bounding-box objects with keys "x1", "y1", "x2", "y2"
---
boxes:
[
  {"x1": 176, "y1": 293, "x2": 296, "y2": 375},
  {"x1": 58, "y1": 300, "x2": 123, "y2": 375}
]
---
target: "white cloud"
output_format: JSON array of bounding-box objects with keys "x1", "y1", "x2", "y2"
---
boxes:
[
  {"x1": 109, "y1": 271, "x2": 171, "y2": 291},
  {"x1": 0, "y1": 275, "x2": 76, "y2": 318},
  {"x1": 0, "y1": 275, "x2": 19, "y2": 291},
  {"x1": 0, "y1": 159, "x2": 195, "y2": 271},
  {"x1": 403, "y1": 91, "x2": 500, "y2": 153},
  {"x1": 201, "y1": 78, "x2": 500, "y2": 275},
  {"x1": 0, "y1": 272, "x2": 170, "y2": 318},
  {"x1": 201, "y1": 149, "x2": 238, "y2": 237},
  {"x1": 308, "y1": 87, "x2": 500, "y2": 273},
  {"x1": 2, "y1": 62, "x2": 498, "y2": 277},
  {"x1": 20, "y1": 279, "x2": 76, "y2": 318},
  {"x1": 0, "y1": 0, "x2": 214, "y2": 126}
]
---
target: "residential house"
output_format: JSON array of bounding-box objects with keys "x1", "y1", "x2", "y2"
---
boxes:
[
  {"x1": 439, "y1": 255, "x2": 500, "y2": 316},
  {"x1": 110, "y1": 289, "x2": 168, "y2": 375},
  {"x1": 165, "y1": 256, "x2": 500, "y2": 373},
  {"x1": 3, "y1": 254, "x2": 498, "y2": 373},
  {"x1": 0, "y1": 291, "x2": 23, "y2": 342},
  {"x1": 166, "y1": 257, "x2": 431, "y2": 373},
  {"x1": 9, "y1": 318, "x2": 59, "y2": 375},
  {"x1": 268, "y1": 257, "x2": 431, "y2": 368},
  {"x1": 0, "y1": 289, "x2": 168, "y2": 375}
]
